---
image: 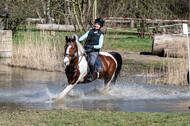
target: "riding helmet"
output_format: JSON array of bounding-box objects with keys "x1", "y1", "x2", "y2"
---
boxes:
[{"x1": 94, "y1": 18, "x2": 104, "y2": 27}]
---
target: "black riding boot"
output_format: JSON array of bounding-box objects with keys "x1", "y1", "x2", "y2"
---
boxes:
[{"x1": 87, "y1": 65, "x2": 95, "y2": 82}]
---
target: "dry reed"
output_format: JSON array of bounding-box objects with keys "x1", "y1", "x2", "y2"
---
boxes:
[
  {"x1": 11, "y1": 31, "x2": 64, "y2": 72},
  {"x1": 162, "y1": 39, "x2": 189, "y2": 86},
  {"x1": 148, "y1": 36, "x2": 189, "y2": 86}
]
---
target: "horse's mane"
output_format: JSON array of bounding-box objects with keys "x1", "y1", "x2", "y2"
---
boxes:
[{"x1": 72, "y1": 35, "x2": 85, "y2": 55}]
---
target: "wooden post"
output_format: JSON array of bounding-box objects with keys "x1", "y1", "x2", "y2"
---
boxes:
[
  {"x1": 27, "y1": 20, "x2": 31, "y2": 26},
  {"x1": 162, "y1": 27, "x2": 166, "y2": 34},
  {"x1": 130, "y1": 19, "x2": 134, "y2": 29},
  {"x1": 0, "y1": 30, "x2": 12, "y2": 57},
  {"x1": 50, "y1": 31, "x2": 55, "y2": 36},
  {"x1": 5, "y1": 18, "x2": 8, "y2": 29},
  {"x1": 0, "y1": 18, "x2": 2, "y2": 29}
]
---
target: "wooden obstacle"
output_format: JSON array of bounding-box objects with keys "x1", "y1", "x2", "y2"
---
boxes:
[
  {"x1": 161, "y1": 24, "x2": 183, "y2": 34},
  {"x1": 152, "y1": 34, "x2": 188, "y2": 57},
  {"x1": 36, "y1": 24, "x2": 107, "y2": 34},
  {"x1": 0, "y1": 30, "x2": 12, "y2": 58},
  {"x1": 36, "y1": 24, "x2": 77, "y2": 32}
]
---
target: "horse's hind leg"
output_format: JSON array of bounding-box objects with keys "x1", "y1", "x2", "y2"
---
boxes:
[
  {"x1": 105, "y1": 80, "x2": 111, "y2": 92},
  {"x1": 104, "y1": 74, "x2": 115, "y2": 92}
]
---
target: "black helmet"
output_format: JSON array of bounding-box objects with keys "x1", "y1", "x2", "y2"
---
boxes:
[{"x1": 94, "y1": 18, "x2": 104, "y2": 27}]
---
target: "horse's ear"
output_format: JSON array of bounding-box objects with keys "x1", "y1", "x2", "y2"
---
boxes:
[
  {"x1": 72, "y1": 36, "x2": 76, "y2": 42},
  {"x1": 65, "y1": 36, "x2": 69, "y2": 42}
]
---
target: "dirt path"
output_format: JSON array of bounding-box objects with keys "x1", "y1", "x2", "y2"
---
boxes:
[{"x1": 105, "y1": 49, "x2": 173, "y2": 62}]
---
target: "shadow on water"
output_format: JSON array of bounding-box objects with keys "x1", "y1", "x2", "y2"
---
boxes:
[{"x1": 0, "y1": 62, "x2": 190, "y2": 113}]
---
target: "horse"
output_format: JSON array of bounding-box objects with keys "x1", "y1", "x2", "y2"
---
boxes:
[{"x1": 55, "y1": 35, "x2": 122, "y2": 100}]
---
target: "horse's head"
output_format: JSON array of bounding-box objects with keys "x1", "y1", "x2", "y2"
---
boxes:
[{"x1": 63, "y1": 36, "x2": 78, "y2": 66}]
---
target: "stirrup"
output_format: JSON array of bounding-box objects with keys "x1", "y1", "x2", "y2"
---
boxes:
[{"x1": 87, "y1": 74, "x2": 94, "y2": 82}]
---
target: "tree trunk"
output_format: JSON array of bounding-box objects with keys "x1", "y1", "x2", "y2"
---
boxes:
[
  {"x1": 189, "y1": 0, "x2": 190, "y2": 19},
  {"x1": 93, "y1": 0, "x2": 97, "y2": 19},
  {"x1": 46, "y1": 0, "x2": 51, "y2": 24},
  {"x1": 67, "y1": 1, "x2": 73, "y2": 25},
  {"x1": 36, "y1": 9, "x2": 44, "y2": 24}
]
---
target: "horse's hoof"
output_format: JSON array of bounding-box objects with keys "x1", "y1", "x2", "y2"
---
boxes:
[
  {"x1": 52, "y1": 97, "x2": 57, "y2": 101},
  {"x1": 52, "y1": 97, "x2": 64, "y2": 103}
]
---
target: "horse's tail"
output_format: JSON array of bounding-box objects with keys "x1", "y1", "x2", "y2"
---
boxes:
[{"x1": 110, "y1": 52, "x2": 122, "y2": 84}]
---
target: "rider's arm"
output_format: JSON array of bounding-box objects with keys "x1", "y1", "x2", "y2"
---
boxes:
[
  {"x1": 94, "y1": 34, "x2": 104, "y2": 49},
  {"x1": 78, "y1": 31, "x2": 89, "y2": 42}
]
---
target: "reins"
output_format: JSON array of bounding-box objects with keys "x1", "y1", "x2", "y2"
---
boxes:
[{"x1": 64, "y1": 52, "x2": 85, "y2": 62}]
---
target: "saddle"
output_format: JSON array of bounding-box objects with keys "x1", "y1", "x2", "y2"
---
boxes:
[
  {"x1": 85, "y1": 54, "x2": 103, "y2": 72},
  {"x1": 95, "y1": 56, "x2": 103, "y2": 72}
]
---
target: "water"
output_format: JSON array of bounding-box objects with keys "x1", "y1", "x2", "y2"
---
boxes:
[{"x1": 0, "y1": 64, "x2": 190, "y2": 113}]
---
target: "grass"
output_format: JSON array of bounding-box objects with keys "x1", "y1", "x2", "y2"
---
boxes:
[
  {"x1": 13, "y1": 27, "x2": 152, "y2": 51},
  {"x1": 122, "y1": 59, "x2": 168, "y2": 76},
  {"x1": 104, "y1": 32, "x2": 152, "y2": 52},
  {"x1": 113, "y1": 37, "x2": 152, "y2": 52},
  {"x1": 0, "y1": 109, "x2": 189, "y2": 125}
]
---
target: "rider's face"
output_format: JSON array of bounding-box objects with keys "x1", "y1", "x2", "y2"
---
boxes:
[{"x1": 93, "y1": 23, "x2": 101, "y2": 30}]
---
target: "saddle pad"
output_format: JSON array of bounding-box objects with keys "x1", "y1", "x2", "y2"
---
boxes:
[{"x1": 95, "y1": 56, "x2": 103, "y2": 72}]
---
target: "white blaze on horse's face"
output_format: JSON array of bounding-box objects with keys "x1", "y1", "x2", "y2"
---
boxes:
[
  {"x1": 64, "y1": 45, "x2": 72, "y2": 66},
  {"x1": 64, "y1": 56, "x2": 70, "y2": 66}
]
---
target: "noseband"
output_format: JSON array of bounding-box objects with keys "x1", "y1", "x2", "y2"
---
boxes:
[{"x1": 64, "y1": 53, "x2": 77, "y2": 61}]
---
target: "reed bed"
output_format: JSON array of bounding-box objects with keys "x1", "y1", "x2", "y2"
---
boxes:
[
  {"x1": 162, "y1": 40, "x2": 189, "y2": 86},
  {"x1": 147, "y1": 37, "x2": 189, "y2": 86},
  {"x1": 163, "y1": 59, "x2": 188, "y2": 85},
  {"x1": 11, "y1": 30, "x2": 64, "y2": 72}
]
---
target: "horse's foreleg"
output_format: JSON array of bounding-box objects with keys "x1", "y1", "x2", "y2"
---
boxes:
[{"x1": 55, "y1": 84, "x2": 75, "y2": 100}]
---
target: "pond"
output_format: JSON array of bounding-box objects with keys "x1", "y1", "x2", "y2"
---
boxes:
[{"x1": 0, "y1": 63, "x2": 190, "y2": 113}]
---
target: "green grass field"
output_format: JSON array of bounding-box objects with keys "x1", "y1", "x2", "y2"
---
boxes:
[
  {"x1": 0, "y1": 109, "x2": 189, "y2": 125},
  {"x1": 12, "y1": 27, "x2": 152, "y2": 53},
  {"x1": 109, "y1": 37, "x2": 152, "y2": 52}
]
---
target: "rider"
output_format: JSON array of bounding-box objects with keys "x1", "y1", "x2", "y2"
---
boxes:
[{"x1": 78, "y1": 18, "x2": 104, "y2": 82}]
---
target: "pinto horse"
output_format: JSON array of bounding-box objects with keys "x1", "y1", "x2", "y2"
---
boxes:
[{"x1": 55, "y1": 35, "x2": 122, "y2": 100}]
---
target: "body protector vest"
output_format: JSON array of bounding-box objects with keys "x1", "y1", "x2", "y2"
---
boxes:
[{"x1": 84, "y1": 29, "x2": 103, "y2": 52}]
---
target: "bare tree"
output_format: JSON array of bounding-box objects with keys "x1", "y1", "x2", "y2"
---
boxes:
[{"x1": 46, "y1": 0, "x2": 52, "y2": 24}]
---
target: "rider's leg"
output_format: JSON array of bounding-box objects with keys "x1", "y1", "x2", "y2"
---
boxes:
[{"x1": 88, "y1": 52, "x2": 98, "y2": 81}]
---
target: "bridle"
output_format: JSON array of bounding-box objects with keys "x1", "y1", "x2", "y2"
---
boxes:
[
  {"x1": 64, "y1": 41, "x2": 86, "y2": 74},
  {"x1": 64, "y1": 42, "x2": 85, "y2": 65},
  {"x1": 64, "y1": 43, "x2": 78, "y2": 61}
]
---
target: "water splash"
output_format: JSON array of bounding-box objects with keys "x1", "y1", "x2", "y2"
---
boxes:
[
  {"x1": 0, "y1": 64, "x2": 190, "y2": 112},
  {"x1": 64, "y1": 82, "x2": 190, "y2": 101},
  {"x1": 108, "y1": 83, "x2": 190, "y2": 100}
]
